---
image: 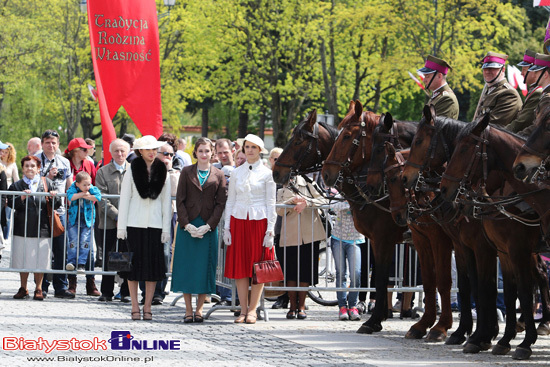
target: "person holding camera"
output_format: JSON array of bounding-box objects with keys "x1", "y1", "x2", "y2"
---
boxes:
[{"x1": 36, "y1": 129, "x2": 74, "y2": 299}]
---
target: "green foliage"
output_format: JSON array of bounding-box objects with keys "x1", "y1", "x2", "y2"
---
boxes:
[{"x1": 0, "y1": 0, "x2": 548, "y2": 151}]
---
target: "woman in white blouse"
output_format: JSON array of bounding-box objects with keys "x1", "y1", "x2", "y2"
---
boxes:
[{"x1": 223, "y1": 134, "x2": 277, "y2": 324}]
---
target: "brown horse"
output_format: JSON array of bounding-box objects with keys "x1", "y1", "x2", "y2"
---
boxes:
[
  {"x1": 321, "y1": 100, "x2": 437, "y2": 336},
  {"x1": 377, "y1": 144, "x2": 454, "y2": 342},
  {"x1": 273, "y1": 107, "x2": 399, "y2": 335},
  {"x1": 513, "y1": 104, "x2": 550, "y2": 186},
  {"x1": 440, "y1": 116, "x2": 550, "y2": 360},
  {"x1": 395, "y1": 106, "x2": 501, "y2": 352}
]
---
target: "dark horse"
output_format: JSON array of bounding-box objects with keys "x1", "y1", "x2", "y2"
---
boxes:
[
  {"x1": 320, "y1": 100, "x2": 423, "y2": 335},
  {"x1": 440, "y1": 115, "x2": 550, "y2": 360},
  {"x1": 513, "y1": 103, "x2": 550, "y2": 189}
]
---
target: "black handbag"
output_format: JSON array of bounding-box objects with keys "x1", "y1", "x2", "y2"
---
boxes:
[{"x1": 108, "y1": 251, "x2": 133, "y2": 272}]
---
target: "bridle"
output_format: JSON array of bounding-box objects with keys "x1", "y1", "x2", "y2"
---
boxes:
[
  {"x1": 275, "y1": 121, "x2": 323, "y2": 177},
  {"x1": 367, "y1": 122, "x2": 403, "y2": 176},
  {"x1": 405, "y1": 119, "x2": 452, "y2": 192},
  {"x1": 520, "y1": 143, "x2": 550, "y2": 186},
  {"x1": 441, "y1": 128, "x2": 490, "y2": 203}
]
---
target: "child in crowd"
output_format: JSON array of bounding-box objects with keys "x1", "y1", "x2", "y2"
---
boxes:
[{"x1": 65, "y1": 172, "x2": 101, "y2": 272}]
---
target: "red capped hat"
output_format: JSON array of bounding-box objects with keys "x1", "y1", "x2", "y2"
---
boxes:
[{"x1": 64, "y1": 138, "x2": 92, "y2": 154}]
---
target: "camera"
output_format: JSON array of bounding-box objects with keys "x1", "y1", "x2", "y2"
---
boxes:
[{"x1": 53, "y1": 168, "x2": 66, "y2": 181}]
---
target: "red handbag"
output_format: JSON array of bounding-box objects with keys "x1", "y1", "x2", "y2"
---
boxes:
[{"x1": 252, "y1": 248, "x2": 284, "y2": 285}]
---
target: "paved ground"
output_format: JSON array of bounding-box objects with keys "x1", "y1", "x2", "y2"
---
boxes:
[{"x1": 2, "y1": 252, "x2": 550, "y2": 366}]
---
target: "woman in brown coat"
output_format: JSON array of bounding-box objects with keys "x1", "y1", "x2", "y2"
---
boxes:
[{"x1": 171, "y1": 138, "x2": 227, "y2": 323}]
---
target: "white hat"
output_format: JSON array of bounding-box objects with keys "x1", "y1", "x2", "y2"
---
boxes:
[
  {"x1": 132, "y1": 135, "x2": 166, "y2": 150},
  {"x1": 237, "y1": 134, "x2": 268, "y2": 154}
]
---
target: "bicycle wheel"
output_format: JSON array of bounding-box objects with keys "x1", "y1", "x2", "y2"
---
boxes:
[
  {"x1": 308, "y1": 243, "x2": 338, "y2": 306},
  {"x1": 307, "y1": 286, "x2": 338, "y2": 306}
]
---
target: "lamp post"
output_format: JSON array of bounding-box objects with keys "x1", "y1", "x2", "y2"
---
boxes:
[{"x1": 317, "y1": 110, "x2": 335, "y2": 126}]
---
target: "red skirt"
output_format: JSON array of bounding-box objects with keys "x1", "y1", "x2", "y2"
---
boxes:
[{"x1": 224, "y1": 216, "x2": 274, "y2": 279}]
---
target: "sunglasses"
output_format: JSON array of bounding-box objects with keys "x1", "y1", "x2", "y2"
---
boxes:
[
  {"x1": 42, "y1": 130, "x2": 59, "y2": 139},
  {"x1": 159, "y1": 151, "x2": 174, "y2": 157}
]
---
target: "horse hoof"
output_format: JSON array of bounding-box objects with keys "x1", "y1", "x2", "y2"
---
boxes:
[
  {"x1": 516, "y1": 321, "x2": 525, "y2": 333},
  {"x1": 463, "y1": 343, "x2": 482, "y2": 354},
  {"x1": 445, "y1": 333, "x2": 466, "y2": 345},
  {"x1": 426, "y1": 330, "x2": 447, "y2": 343},
  {"x1": 512, "y1": 347, "x2": 532, "y2": 360},
  {"x1": 537, "y1": 322, "x2": 550, "y2": 336},
  {"x1": 405, "y1": 327, "x2": 426, "y2": 340},
  {"x1": 491, "y1": 343, "x2": 511, "y2": 355},
  {"x1": 480, "y1": 342, "x2": 492, "y2": 351}
]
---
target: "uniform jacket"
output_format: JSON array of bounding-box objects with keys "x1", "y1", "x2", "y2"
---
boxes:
[
  {"x1": 505, "y1": 86, "x2": 542, "y2": 135},
  {"x1": 276, "y1": 176, "x2": 328, "y2": 247},
  {"x1": 522, "y1": 85, "x2": 550, "y2": 137},
  {"x1": 473, "y1": 79, "x2": 522, "y2": 126},
  {"x1": 118, "y1": 158, "x2": 172, "y2": 234},
  {"x1": 176, "y1": 164, "x2": 227, "y2": 229},
  {"x1": 430, "y1": 84, "x2": 459, "y2": 119},
  {"x1": 8, "y1": 177, "x2": 58, "y2": 237},
  {"x1": 95, "y1": 161, "x2": 126, "y2": 230}
]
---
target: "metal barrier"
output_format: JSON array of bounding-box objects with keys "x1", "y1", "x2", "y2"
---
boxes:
[{"x1": 1, "y1": 190, "x2": 469, "y2": 321}]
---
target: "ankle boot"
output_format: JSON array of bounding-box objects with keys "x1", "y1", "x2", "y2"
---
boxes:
[
  {"x1": 86, "y1": 277, "x2": 101, "y2": 296},
  {"x1": 68, "y1": 275, "x2": 77, "y2": 294}
]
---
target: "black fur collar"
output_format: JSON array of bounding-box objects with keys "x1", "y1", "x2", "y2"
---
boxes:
[{"x1": 131, "y1": 157, "x2": 167, "y2": 200}]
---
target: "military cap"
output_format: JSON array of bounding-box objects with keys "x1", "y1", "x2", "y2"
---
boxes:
[
  {"x1": 417, "y1": 55, "x2": 452, "y2": 75},
  {"x1": 528, "y1": 53, "x2": 550, "y2": 72},
  {"x1": 481, "y1": 51, "x2": 507, "y2": 69},
  {"x1": 517, "y1": 49, "x2": 536, "y2": 67}
]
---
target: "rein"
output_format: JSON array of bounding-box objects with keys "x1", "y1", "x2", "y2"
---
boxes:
[{"x1": 275, "y1": 121, "x2": 323, "y2": 176}]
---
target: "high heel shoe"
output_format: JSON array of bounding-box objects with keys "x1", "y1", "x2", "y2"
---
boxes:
[
  {"x1": 286, "y1": 310, "x2": 296, "y2": 319},
  {"x1": 143, "y1": 311, "x2": 152, "y2": 321},
  {"x1": 131, "y1": 310, "x2": 141, "y2": 320},
  {"x1": 297, "y1": 310, "x2": 307, "y2": 320}
]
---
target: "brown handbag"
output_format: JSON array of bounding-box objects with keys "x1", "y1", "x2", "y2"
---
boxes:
[
  {"x1": 41, "y1": 177, "x2": 65, "y2": 237},
  {"x1": 252, "y1": 248, "x2": 284, "y2": 285}
]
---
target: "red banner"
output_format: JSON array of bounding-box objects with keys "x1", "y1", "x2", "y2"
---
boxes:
[{"x1": 87, "y1": 0, "x2": 163, "y2": 162}]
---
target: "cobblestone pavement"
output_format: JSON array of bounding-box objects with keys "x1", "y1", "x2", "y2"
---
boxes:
[{"x1": 2, "y1": 257, "x2": 550, "y2": 366}]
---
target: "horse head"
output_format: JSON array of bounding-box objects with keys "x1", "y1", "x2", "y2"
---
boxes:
[
  {"x1": 274, "y1": 109, "x2": 337, "y2": 185},
  {"x1": 440, "y1": 113, "x2": 491, "y2": 202},
  {"x1": 383, "y1": 142, "x2": 409, "y2": 227},
  {"x1": 321, "y1": 100, "x2": 378, "y2": 187},
  {"x1": 402, "y1": 105, "x2": 437, "y2": 189},
  {"x1": 513, "y1": 103, "x2": 550, "y2": 182},
  {"x1": 365, "y1": 112, "x2": 397, "y2": 196}
]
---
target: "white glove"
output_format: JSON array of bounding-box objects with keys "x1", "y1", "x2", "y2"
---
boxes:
[
  {"x1": 263, "y1": 231, "x2": 275, "y2": 249},
  {"x1": 117, "y1": 229, "x2": 127, "y2": 240},
  {"x1": 196, "y1": 224, "x2": 211, "y2": 237},
  {"x1": 185, "y1": 223, "x2": 198, "y2": 233},
  {"x1": 161, "y1": 232, "x2": 170, "y2": 244},
  {"x1": 223, "y1": 228, "x2": 232, "y2": 246}
]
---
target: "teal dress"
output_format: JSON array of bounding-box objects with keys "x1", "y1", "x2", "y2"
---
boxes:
[{"x1": 171, "y1": 170, "x2": 218, "y2": 295}]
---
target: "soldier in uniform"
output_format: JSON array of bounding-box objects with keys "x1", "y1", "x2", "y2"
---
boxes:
[
  {"x1": 473, "y1": 51, "x2": 522, "y2": 125},
  {"x1": 505, "y1": 49, "x2": 543, "y2": 135},
  {"x1": 521, "y1": 53, "x2": 550, "y2": 137},
  {"x1": 417, "y1": 55, "x2": 459, "y2": 119}
]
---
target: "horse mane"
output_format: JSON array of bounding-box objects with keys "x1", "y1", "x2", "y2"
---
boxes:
[
  {"x1": 456, "y1": 122, "x2": 527, "y2": 143},
  {"x1": 318, "y1": 120, "x2": 339, "y2": 140}
]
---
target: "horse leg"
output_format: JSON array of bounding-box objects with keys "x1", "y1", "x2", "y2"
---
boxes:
[
  {"x1": 357, "y1": 241, "x2": 392, "y2": 334},
  {"x1": 446, "y1": 245, "x2": 473, "y2": 346},
  {"x1": 533, "y1": 254, "x2": 550, "y2": 335},
  {"x1": 404, "y1": 228, "x2": 435, "y2": 340},
  {"x1": 426, "y1": 230, "x2": 453, "y2": 342},
  {"x1": 474, "y1": 244, "x2": 498, "y2": 346},
  {"x1": 512, "y1": 253, "x2": 537, "y2": 360},
  {"x1": 492, "y1": 257, "x2": 517, "y2": 356}
]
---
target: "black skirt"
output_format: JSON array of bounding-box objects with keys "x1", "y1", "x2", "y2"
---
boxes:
[
  {"x1": 276, "y1": 241, "x2": 319, "y2": 285},
  {"x1": 126, "y1": 227, "x2": 166, "y2": 281}
]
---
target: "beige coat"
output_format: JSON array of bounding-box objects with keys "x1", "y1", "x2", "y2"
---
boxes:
[{"x1": 276, "y1": 176, "x2": 328, "y2": 247}]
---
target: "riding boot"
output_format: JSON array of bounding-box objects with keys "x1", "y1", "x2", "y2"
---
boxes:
[
  {"x1": 86, "y1": 277, "x2": 101, "y2": 296},
  {"x1": 68, "y1": 275, "x2": 77, "y2": 294}
]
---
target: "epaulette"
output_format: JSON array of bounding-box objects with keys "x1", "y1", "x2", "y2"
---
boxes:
[{"x1": 442, "y1": 91, "x2": 449, "y2": 96}]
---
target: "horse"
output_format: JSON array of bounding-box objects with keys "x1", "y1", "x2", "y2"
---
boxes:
[
  {"x1": 374, "y1": 143, "x2": 455, "y2": 342},
  {"x1": 394, "y1": 105, "x2": 502, "y2": 352},
  {"x1": 513, "y1": 103, "x2": 550, "y2": 186},
  {"x1": 439, "y1": 115, "x2": 550, "y2": 360},
  {"x1": 321, "y1": 100, "x2": 449, "y2": 337}
]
